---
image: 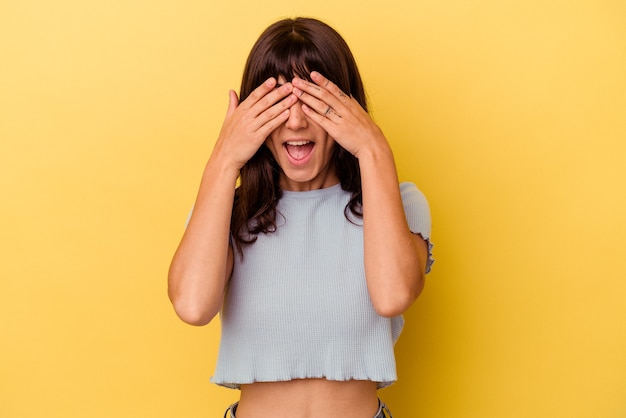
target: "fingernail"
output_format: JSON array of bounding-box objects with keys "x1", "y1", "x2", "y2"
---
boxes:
[{"x1": 265, "y1": 77, "x2": 275, "y2": 86}]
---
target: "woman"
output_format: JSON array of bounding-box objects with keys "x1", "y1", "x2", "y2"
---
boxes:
[{"x1": 168, "y1": 17, "x2": 433, "y2": 418}]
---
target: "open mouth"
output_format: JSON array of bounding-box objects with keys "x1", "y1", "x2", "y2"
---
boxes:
[{"x1": 284, "y1": 140, "x2": 315, "y2": 162}]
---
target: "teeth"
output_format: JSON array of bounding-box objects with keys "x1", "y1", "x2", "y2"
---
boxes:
[{"x1": 286, "y1": 140, "x2": 310, "y2": 146}]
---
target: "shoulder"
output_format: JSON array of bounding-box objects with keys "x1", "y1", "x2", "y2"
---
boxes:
[
  {"x1": 398, "y1": 182, "x2": 432, "y2": 239},
  {"x1": 399, "y1": 182, "x2": 430, "y2": 215},
  {"x1": 399, "y1": 182, "x2": 428, "y2": 204},
  {"x1": 399, "y1": 182, "x2": 435, "y2": 273}
]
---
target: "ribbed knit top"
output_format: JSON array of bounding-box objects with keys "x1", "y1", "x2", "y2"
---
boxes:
[{"x1": 211, "y1": 182, "x2": 433, "y2": 389}]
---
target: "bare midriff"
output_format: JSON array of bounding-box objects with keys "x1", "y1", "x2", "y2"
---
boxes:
[{"x1": 236, "y1": 378, "x2": 380, "y2": 418}]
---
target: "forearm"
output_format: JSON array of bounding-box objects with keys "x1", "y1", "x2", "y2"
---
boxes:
[
  {"x1": 168, "y1": 154, "x2": 239, "y2": 325},
  {"x1": 359, "y1": 139, "x2": 425, "y2": 317}
]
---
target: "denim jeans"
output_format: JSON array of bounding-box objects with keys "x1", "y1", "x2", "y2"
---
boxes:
[{"x1": 223, "y1": 399, "x2": 393, "y2": 418}]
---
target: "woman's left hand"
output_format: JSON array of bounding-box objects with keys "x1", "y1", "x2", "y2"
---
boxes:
[{"x1": 292, "y1": 71, "x2": 388, "y2": 159}]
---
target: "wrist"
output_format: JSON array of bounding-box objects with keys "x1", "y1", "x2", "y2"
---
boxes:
[
  {"x1": 354, "y1": 135, "x2": 393, "y2": 164},
  {"x1": 204, "y1": 152, "x2": 241, "y2": 186}
]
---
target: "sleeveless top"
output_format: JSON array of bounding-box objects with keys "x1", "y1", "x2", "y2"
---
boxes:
[{"x1": 211, "y1": 182, "x2": 433, "y2": 389}]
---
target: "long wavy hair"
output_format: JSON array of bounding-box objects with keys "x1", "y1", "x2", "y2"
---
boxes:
[{"x1": 231, "y1": 17, "x2": 367, "y2": 255}]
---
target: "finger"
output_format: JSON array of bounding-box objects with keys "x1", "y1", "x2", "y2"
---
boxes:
[
  {"x1": 256, "y1": 107, "x2": 291, "y2": 137},
  {"x1": 254, "y1": 82, "x2": 294, "y2": 115},
  {"x1": 293, "y1": 86, "x2": 341, "y2": 121},
  {"x1": 240, "y1": 83, "x2": 293, "y2": 134},
  {"x1": 300, "y1": 102, "x2": 334, "y2": 128},
  {"x1": 292, "y1": 77, "x2": 344, "y2": 116},
  {"x1": 309, "y1": 71, "x2": 351, "y2": 105},
  {"x1": 249, "y1": 94, "x2": 298, "y2": 132},
  {"x1": 226, "y1": 90, "x2": 239, "y2": 118},
  {"x1": 240, "y1": 77, "x2": 278, "y2": 110}
]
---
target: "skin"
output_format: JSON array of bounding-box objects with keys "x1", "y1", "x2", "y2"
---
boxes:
[{"x1": 168, "y1": 72, "x2": 429, "y2": 417}]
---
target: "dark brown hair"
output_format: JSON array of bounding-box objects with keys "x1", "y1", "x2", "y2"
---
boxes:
[{"x1": 231, "y1": 17, "x2": 367, "y2": 254}]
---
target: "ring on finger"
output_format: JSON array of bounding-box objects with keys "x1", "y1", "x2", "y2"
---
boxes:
[{"x1": 324, "y1": 105, "x2": 332, "y2": 116}]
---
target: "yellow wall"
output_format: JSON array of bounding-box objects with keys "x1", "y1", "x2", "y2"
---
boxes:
[{"x1": 1, "y1": 0, "x2": 625, "y2": 416}]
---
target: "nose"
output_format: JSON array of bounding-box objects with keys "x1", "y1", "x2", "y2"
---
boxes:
[{"x1": 284, "y1": 101, "x2": 308, "y2": 130}]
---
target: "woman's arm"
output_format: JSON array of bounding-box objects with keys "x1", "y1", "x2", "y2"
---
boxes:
[
  {"x1": 168, "y1": 158, "x2": 238, "y2": 326},
  {"x1": 293, "y1": 72, "x2": 428, "y2": 317},
  {"x1": 168, "y1": 79, "x2": 297, "y2": 325},
  {"x1": 357, "y1": 141, "x2": 428, "y2": 317}
]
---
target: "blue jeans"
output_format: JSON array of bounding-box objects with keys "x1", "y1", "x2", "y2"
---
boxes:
[{"x1": 223, "y1": 399, "x2": 393, "y2": 418}]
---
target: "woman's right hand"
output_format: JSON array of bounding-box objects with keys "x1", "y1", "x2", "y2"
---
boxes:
[{"x1": 213, "y1": 77, "x2": 296, "y2": 170}]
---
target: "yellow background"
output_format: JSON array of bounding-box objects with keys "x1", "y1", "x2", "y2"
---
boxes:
[{"x1": 1, "y1": 0, "x2": 625, "y2": 416}]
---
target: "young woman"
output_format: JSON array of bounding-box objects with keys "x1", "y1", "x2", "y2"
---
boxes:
[{"x1": 168, "y1": 17, "x2": 433, "y2": 418}]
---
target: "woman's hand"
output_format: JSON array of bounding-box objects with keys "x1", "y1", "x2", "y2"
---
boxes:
[
  {"x1": 214, "y1": 77, "x2": 297, "y2": 170},
  {"x1": 292, "y1": 72, "x2": 388, "y2": 159},
  {"x1": 294, "y1": 72, "x2": 426, "y2": 317}
]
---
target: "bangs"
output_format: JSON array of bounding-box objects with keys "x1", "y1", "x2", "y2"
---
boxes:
[{"x1": 258, "y1": 38, "x2": 327, "y2": 86}]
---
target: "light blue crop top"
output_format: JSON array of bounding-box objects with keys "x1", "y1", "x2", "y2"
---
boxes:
[{"x1": 211, "y1": 182, "x2": 433, "y2": 389}]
